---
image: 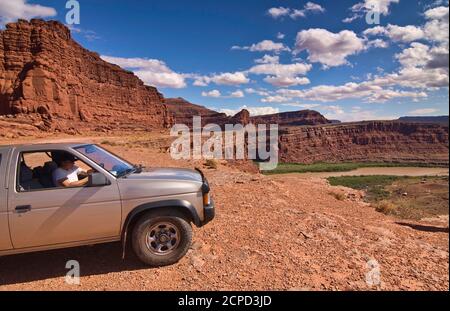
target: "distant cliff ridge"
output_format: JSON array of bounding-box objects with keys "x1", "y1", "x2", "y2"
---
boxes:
[
  {"x1": 166, "y1": 98, "x2": 449, "y2": 165},
  {"x1": 279, "y1": 121, "x2": 449, "y2": 165},
  {"x1": 397, "y1": 116, "x2": 449, "y2": 126},
  {"x1": 0, "y1": 19, "x2": 172, "y2": 133},
  {"x1": 165, "y1": 97, "x2": 332, "y2": 127}
]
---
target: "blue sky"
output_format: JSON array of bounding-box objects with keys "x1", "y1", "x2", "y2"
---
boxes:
[{"x1": 1, "y1": 0, "x2": 449, "y2": 121}]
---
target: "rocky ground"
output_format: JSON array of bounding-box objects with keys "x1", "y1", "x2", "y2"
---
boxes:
[{"x1": 0, "y1": 134, "x2": 448, "y2": 291}]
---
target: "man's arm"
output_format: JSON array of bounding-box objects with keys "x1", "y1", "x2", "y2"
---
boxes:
[{"x1": 58, "y1": 177, "x2": 89, "y2": 188}]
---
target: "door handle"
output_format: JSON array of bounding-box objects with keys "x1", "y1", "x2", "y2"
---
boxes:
[{"x1": 15, "y1": 205, "x2": 32, "y2": 213}]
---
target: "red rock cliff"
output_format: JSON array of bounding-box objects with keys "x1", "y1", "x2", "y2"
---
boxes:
[
  {"x1": 279, "y1": 121, "x2": 449, "y2": 164},
  {"x1": 0, "y1": 19, "x2": 172, "y2": 132}
]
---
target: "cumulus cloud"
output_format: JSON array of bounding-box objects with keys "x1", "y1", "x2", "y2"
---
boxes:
[
  {"x1": 273, "y1": 83, "x2": 427, "y2": 103},
  {"x1": 295, "y1": 29, "x2": 365, "y2": 67},
  {"x1": 229, "y1": 90, "x2": 245, "y2": 98},
  {"x1": 270, "y1": 38, "x2": 448, "y2": 104},
  {"x1": 263, "y1": 76, "x2": 310, "y2": 87},
  {"x1": 193, "y1": 71, "x2": 250, "y2": 86},
  {"x1": 0, "y1": 0, "x2": 56, "y2": 26},
  {"x1": 248, "y1": 61, "x2": 312, "y2": 87},
  {"x1": 245, "y1": 88, "x2": 270, "y2": 96},
  {"x1": 220, "y1": 105, "x2": 279, "y2": 116},
  {"x1": 344, "y1": 0, "x2": 399, "y2": 23},
  {"x1": 201, "y1": 89, "x2": 245, "y2": 98},
  {"x1": 267, "y1": 7, "x2": 290, "y2": 19},
  {"x1": 352, "y1": 0, "x2": 399, "y2": 16},
  {"x1": 363, "y1": 24, "x2": 425, "y2": 42},
  {"x1": 232, "y1": 40, "x2": 290, "y2": 53},
  {"x1": 276, "y1": 32, "x2": 285, "y2": 39},
  {"x1": 201, "y1": 90, "x2": 222, "y2": 98},
  {"x1": 255, "y1": 54, "x2": 280, "y2": 64},
  {"x1": 423, "y1": 6, "x2": 449, "y2": 43},
  {"x1": 267, "y1": 2, "x2": 325, "y2": 20},
  {"x1": 101, "y1": 56, "x2": 186, "y2": 88}
]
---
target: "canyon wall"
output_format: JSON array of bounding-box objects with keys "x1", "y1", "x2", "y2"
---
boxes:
[
  {"x1": 278, "y1": 121, "x2": 449, "y2": 164},
  {"x1": 0, "y1": 19, "x2": 171, "y2": 134}
]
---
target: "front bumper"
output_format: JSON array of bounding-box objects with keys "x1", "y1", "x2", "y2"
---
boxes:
[{"x1": 201, "y1": 198, "x2": 215, "y2": 226}]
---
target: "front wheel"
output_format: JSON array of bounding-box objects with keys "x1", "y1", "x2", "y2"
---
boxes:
[{"x1": 131, "y1": 210, "x2": 192, "y2": 266}]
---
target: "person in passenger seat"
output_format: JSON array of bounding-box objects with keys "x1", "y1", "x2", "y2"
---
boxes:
[{"x1": 52, "y1": 154, "x2": 90, "y2": 187}]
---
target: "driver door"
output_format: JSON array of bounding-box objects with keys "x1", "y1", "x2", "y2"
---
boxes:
[{"x1": 7, "y1": 147, "x2": 122, "y2": 249}]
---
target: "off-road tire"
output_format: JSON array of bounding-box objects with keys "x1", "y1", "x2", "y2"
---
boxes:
[{"x1": 131, "y1": 209, "x2": 192, "y2": 266}]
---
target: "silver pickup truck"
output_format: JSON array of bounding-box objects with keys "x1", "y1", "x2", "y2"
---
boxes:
[{"x1": 0, "y1": 143, "x2": 214, "y2": 266}]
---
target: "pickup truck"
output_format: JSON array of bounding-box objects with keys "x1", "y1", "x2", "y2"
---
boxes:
[{"x1": 0, "y1": 143, "x2": 214, "y2": 266}]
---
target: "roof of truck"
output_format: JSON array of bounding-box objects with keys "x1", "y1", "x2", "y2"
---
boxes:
[{"x1": 0, "y1": 142, "x2": 92, "y2": 151}]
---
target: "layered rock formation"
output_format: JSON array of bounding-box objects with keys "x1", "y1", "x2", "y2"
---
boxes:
[
  {"x1": 252, "y1": 110, "x2": 331, "y2": 127},
  {"x1": 166, "y1": 97, "x2": 329, "y2": 127},
  {"x1": 0, "y1": 19, "x2": 172, "y2": 133},
  {"x1": 278, "y1": 121, "x2": 449, "y2": 164}
]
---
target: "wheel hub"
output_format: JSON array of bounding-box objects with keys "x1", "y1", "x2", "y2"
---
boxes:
[{"x1": 145, "y1": 222, "x2": 180, "y2": 255}]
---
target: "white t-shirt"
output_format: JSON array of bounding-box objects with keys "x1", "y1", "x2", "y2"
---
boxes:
[{"x1": 52, "y1": 166, "x2": 83, "y2": 186}]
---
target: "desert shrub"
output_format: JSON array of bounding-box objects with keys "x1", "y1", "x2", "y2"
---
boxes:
[
  {"x1": 204, "y1": 159, "x2": 218, "y2": 169},
  {"x1": 375, "y1": 200, "x2": 396, "y2": 215},
  {"x1": 330, "y1": 191, "x2": 346, "y2": 201}
]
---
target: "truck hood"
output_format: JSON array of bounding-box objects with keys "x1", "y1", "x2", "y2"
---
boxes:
[
  {"x1": 125, "y1": 167, "x2": 203, "y2": 183},
  {"x1": 117, "y1": 168, "x2": 204, "y2": 200}
]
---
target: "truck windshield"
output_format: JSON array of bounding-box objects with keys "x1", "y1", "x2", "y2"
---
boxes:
[{"x1": 74, "y1": 144, "x2": 134, "y2": 177}]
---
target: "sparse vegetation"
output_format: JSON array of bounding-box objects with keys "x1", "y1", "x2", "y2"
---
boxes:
[
  {"x1": 204, "y1": 159, "x2": 218, "y2": 169},
  {"x1": 328, "y1": 175, "x2": 449, "y2": 219},
  {"x1": 263, "y1": 162, "x2": 447, "y2": 175},
  {"x1": 100, "y1": 140, "x2": 117, "y2": 146},
  {"x1": 329, "y1": 191, "x2": 346, "y2": 201}
]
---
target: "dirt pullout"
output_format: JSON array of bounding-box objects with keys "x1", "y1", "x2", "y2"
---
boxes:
[{"x1": 0, "y1": 136, "x2": 448, "y2": 291}]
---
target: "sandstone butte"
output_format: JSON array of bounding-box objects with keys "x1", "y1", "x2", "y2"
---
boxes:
[
  {"x1": 0, "y1": 19, "x2": 172, "y2": 134},
  {"x1": 0, "y1": 20, "x2": 449, "y2": 165}
]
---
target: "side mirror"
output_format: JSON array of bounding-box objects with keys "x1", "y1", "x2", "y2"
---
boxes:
[{"x1": 88, "y1": 172, "x2": 110, "y2": 187}]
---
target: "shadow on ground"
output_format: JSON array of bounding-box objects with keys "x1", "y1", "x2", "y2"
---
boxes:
[
  {"x1": 0, "y1": 242, "x2": 149, "y2": 286},
  {"x1": 396, "y1": 222, "x2": 449, "y2": 233}
]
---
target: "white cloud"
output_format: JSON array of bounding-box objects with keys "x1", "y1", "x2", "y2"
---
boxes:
[
  {"x1": 342, "y1": 14, "x2": 362, "y2": 23},
  {"x1": 344, "y1": 0, "x2": 399, "y2": 23},
  {"x1": 273, "y1": 81, "x2": 428, "y2": 103},
  {"x1": 263, "y1": 76, "x2": 310, "y2": 87},
  {"x1": 395, "y1": 42, "x2": 430, "y2": 68},
  {"x1": 261, "y1": 95, "x2": 291, "y2": 103},
  {"x1": 267, "y1": 7, "x2": 290, "y2": 19},
  {"x1": 295, "y1": 28, "x2": 365, "y2": 67},
  {"x1": 249, "y1": 62, "x2": 312, "y2": 76},
  {"x1": 254, "y1": 54, "x2": 280, "y2": 64},
  {"x1": 424, "y1": 6, "x2": 449, "y2": 43},
  {"x1": 0, "y1": 0, "x2": 56, "y2": 26},
  {"x1": 220, "y1": 105, "x2": 279, "y2": 116},
  {"x1": 101, "y1": 56, "x2": 186, "y2": 88},
  {"x1": 352, "y1": 0, "x2": 399, "y2": 16},
  {"x1": 408, "y1": 108, "x2": 439, "y2": 115},
  {"x1": 364, "y1": 24, "x2": 425, "y2": 42},
  {"x1": 367, "y1": 39, "x2": 389, "y2": 48},
  {"x1": 304, "y1": 2, "x2": 326, "y2": 13},
  {"x1": 276, "y1": 32, "x2": 285, "y2": 39},
  {"x1": 268, "y1": 2, "x2": 325, "y2": 20},
  {"x1": 248, "y1": 62, "x2": 312, "y2": 87},
  {"x1": 229, "y1": 90, "x2": 245, "y2": 98},
  {"x1": 233, "y1": 40, "x2": 290, "y2": 53},
  {"x1": 193, "y1": 71, "x2": 250, "y2": 86},
  {"x1": 245, "y1": 88, "x2": 270, "y2": 96},
  {"x1": 201, "y1": 90, "x2": 222, "y2": 98}
]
